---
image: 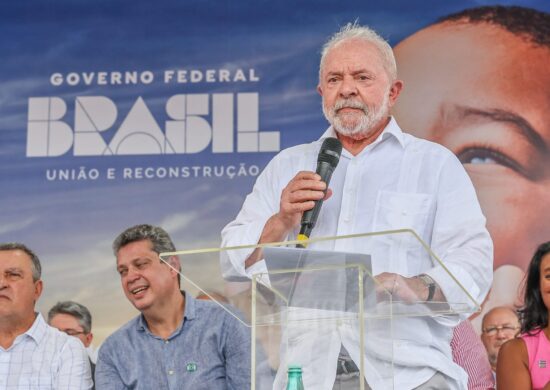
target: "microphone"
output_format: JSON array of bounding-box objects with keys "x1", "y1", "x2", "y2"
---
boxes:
[{"x1": 297, "y1": 137, "x2": 342, "y2": 247}]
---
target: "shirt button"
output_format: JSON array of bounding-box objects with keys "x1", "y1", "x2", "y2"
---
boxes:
[
  {"x1": 165, "y1": 340, "x2": 170, "y2": 344},
  {"x1": 168, "y1": 370, "x2": 174, "y2": 375}
]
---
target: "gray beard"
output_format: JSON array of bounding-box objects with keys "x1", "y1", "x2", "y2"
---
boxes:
[{"x1": 323, "y1": 95, "x2": 389, "y2": 137}]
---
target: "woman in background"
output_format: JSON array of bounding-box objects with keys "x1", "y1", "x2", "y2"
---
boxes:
[{"x1": 497, "y1": 242, "x2": 550, "y2": 390}]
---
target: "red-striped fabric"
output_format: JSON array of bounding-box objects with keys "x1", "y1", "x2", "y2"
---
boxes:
[{"x1": 452, "y1": 320, "x2": 495, "y2": 390}]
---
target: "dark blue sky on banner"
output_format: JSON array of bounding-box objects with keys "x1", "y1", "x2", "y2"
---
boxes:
[{"x1": 0, "y1": 0, "x2": 548, "y2": 340}]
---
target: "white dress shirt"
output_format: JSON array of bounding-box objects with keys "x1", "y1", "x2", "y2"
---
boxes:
[
  {"x1": 0, "y1": 313, "x2": 93, "y2": 390},
  {"x1": 221, "y1": 117, "x2": 493, "y2": 389}
]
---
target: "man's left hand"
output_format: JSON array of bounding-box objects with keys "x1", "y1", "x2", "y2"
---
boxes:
[{"x1": 375, "y1": 272, "x2": 429, "y2": 303}]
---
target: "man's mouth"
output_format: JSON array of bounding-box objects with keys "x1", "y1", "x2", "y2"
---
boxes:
[
  {"x1": 130, "y1": 286, "x2": 149, "y2": 295},
  {"x1": 337, "y1": 107, "x2": 362, "y2": 113}
]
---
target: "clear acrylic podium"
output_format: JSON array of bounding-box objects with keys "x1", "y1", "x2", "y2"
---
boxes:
[{"x1": 160, "y1": 229, "x2": 480, "y2": 390}]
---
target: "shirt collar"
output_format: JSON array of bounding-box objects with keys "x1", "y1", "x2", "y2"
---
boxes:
[
  {"x1": 136, "y1": 291, "x2": 196, "y2": 336},
  {"x1": 22, "y1": 312, "x2": 48, "y2": 345},
  {"x1": 183, "y1": 291, "x2": 196, "y2": 321},
  {"x1": 319, "y1": 116, "x2": 406, "y2": 150}
]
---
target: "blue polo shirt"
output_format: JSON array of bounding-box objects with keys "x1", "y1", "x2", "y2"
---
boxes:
[{"x1": 95, "y1": 293, "x2": 251, "y2": 390}]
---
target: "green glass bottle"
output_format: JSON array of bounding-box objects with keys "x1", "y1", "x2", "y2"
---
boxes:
[{"x1": 286, "y1": 365, "x2": 304, "y2": 390}]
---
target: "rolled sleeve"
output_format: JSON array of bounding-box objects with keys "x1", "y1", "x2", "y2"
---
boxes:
[
  {"x1": 220, "y1": 153, "x2": 286, "y2": 280},
  {"x1": 428, "y1": 154, "x2": 493, "y2": 321}
]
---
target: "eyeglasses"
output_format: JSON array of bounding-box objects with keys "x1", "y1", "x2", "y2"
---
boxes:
[
  {"x1": 61, "y1": 329, "x2": 87, "y2": 337},
  {"x1": 482, "y1": 325, "x2": 520, "y2": 337}
]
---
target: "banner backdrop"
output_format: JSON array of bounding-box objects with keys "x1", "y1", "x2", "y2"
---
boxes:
[{"x1": 2, "y1": 0, "x2": 549, "y2": 344}]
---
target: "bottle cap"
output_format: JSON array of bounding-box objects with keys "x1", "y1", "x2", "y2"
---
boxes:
[{"x1": 288, "y1": 364, "x2": 302, "y2": 372}]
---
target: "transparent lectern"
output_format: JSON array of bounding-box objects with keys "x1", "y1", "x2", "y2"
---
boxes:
[{"x1": 160, "y1": 229, "x2": 480, "y2": 390}]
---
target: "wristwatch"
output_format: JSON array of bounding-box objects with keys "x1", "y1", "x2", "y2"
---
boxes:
[{"x1": 417, "y1": 274, "x2": 436, "y2": 302}]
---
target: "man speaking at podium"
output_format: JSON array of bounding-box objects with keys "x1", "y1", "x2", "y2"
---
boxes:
[{"x1": 221, "y1": 23, "x2": 493, "y2": 389}]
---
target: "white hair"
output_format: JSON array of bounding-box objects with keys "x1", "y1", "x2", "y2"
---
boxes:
[{"x1": 319, "y1": 22, "x2": 397, "y2": 81}]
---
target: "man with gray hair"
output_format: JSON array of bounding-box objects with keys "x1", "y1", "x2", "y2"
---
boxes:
[
  {"x1": 48, "y1": 301, "x2": 96, "y2": 385},
  {"x1": 95, "y1": 224, "x2": 250, "y2": 390},
  {"x1": 221, "y1": 22, "x2": 492, "y2": 389},
  {"x1": 480, "y1": 306, "x2": 520, "y2": 379},
  {"x1": 0, "y1": 243, "x2": 92, "y2": 389}
]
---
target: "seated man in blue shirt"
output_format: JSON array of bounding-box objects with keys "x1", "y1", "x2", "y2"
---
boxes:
[{"x1": 95, "y1": 224, "x2": 250, "y2": 390}]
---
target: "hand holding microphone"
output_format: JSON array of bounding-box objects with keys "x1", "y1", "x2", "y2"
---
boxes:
[
  {"x1": 276, "y1": 171, "x2": 330, "y2": 230},
  {"x1": 297, "y1": 137, "x2": 342, "y2": 244},
  {"x1": 245, "y1": 138, "x2": 342, "y2": 267},
  {"x1": 276, "y1": 138, "x2": 342, "y2": 237},
  {"x1": 245, "y1": 169, "x2": 330, "y2": 269}
]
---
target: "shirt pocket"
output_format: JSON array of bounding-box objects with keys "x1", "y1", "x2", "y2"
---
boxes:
[
  {"x1": 371, "y1": 191, "x2": 434, "y2": 275},
  {"x1": 373, "y1": 191, "x2": 432, "y2": 233}
]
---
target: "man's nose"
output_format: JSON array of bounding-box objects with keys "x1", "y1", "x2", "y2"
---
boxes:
[
  {"x1": 126, "y1": 268, "x2": 140, "y2": 283},
  {"x1": 495, "y1": 329, "x2": 509, "y2": 339},
  {"x1": 339, "y1": 76, "x2": 358, "y2": 98}
]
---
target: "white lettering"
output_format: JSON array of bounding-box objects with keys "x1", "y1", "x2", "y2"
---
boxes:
[
  {"x1": 234, "y1": 69, "x2": 246, "y2": 82},
  {"x1": 125, "y1": 72, "x2": 138, "y2": 84},
  {"x1": 82, "y1": 72, "x2": 95, "y2": 85},
  {"x1": 49, "y1": 68, "x2": 261, "y2": 86},
  {"x1": 97, "y1": 72, "x2": 108, "y2": 85},
  {"x1": 66, "y1": 73, "x2": 80, "y2": 86},
  {"x1": 50, "y1": 73, "x2": 63, "y2": 86},
  {"x1": 219, "y1": 69, "x2": 230, "y2": 82},
  {"x1": 27, "y1": 93, "x2": 279, "y2": 157},
  {"x1": 111, "y1": 72, "x2": 122, "y2": 84},
  {"x1": 249, "y1": 68, "x2": 259, "y2": 82},
  {"x1": 140, "y1": 71, "x2": 154, "y2": 84},
  {"x1": 177, "y1": 70, "x2": 188, "y2": 82},
  {"x1": 206, "y1": 70, "x2": 215, "y2": 82},
  {"x1": 190, "y1": 70, "x2": 203, "y2": 83},
  {"x1": 164, "y1": 70, "x2": 175, "y2": 83}
]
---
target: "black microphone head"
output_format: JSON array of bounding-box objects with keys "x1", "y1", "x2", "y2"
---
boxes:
[{"x1": 318, "y1": 137, "x2": 342, "y2": 168}]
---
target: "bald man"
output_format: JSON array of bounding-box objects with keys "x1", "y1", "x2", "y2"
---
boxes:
[{"x1": 481, "y1": 306, "x2": 520, "y2": 375}]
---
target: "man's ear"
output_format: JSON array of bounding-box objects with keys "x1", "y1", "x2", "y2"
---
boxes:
[
  {"x1": 168, "y1": 255, "x2": 181, "y2": 275},
  {"x1": 84, "y1": 332, "x2": 94, "y2": 348},
  {"x1": 34, "y1": 279, "x2": 43, "y2": 302},
  {"x1": 388, "y1": 79, "x2": 404, "y2": 106}
]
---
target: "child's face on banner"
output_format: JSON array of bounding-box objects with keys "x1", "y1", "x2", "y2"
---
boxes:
[{"x1": 392, "y1": 22, "x2": 550, "y2": 315}]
